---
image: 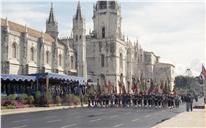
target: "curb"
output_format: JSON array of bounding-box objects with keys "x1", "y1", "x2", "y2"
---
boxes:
[
  {"x1": 151, "y1": 112, "x2": 183, "y2": 128},
  {"x1": 1, "y1": 105, "x2": 88, "y2": 116}
]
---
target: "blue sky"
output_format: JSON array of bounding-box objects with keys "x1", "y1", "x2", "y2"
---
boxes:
[{"x1": 1, "y1": 0, "x2": 205, "y2": 76}]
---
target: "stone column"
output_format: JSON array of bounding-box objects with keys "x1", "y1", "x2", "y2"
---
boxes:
[
  {"x1": 1, "y1": 18, "x2": 10, "y2": 74},
  {"x1": 21, "y1": 25, "x2": 28, "y2": 74},
  {"x1": 38, "y1": 32, "x2": 45, "y2": 73},
  {"x1": 64, "y1": 43, "x2": 70, "y2": 74},
  {"x1": 52, "y1": 39, "x2": 58, "y2": 73}
]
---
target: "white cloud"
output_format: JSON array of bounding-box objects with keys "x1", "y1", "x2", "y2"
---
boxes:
[
  {"x1": 121, "y1": 2, "x2": 205, "y2": 76},
  {"x1": 2, "y1": 1, "x2": 205, "y2": 76},
  {"x1": 2, "y1": 3, "x2": 47, "y2": 30}
]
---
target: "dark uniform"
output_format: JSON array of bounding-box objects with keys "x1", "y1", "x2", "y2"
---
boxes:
[{"x1": 137, "y1": 95, "x2": 142, "y2": 107}]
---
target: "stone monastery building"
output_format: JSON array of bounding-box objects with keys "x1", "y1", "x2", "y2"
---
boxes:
[{"x1": 1, "y1": 1, "x2": 175, "y2": 93}]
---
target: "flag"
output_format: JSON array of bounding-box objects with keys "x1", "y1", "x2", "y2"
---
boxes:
[
  {"x1": 132, "y1": 83, "x2": 138, "y2": 94},
  {"x1": 148, "y1": 85, "x2": 153, "y2": 94},
  {"x1": 200, "y1": 64, "x2": 206, "y2": 79},
  {"x1": 147, "y1": 79, "x2": 154, "y2": 94},
  {"x1": 198, "y1": 65, "x2": 206, "y2": 84},
  {"x1": 108, "y1": 80, "x2": 113, "y2": 94},
  {"x1": 154, "y1": 85, "x2": 159, "y2": 94},
  {"x1": 160, "y1": 80, "x2": 164, "y2": 90},
  {"x1": 140, "y1": 80, "x2": 146, "y2": 93},
  {"x1": 132, "y1": 78, "x2": 137, "y2": 93},
  {"x1": 163, "y1": 81, "x2": 169, "y2": 94}
]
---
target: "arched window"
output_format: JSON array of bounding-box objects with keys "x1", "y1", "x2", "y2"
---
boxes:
[
  {"x1": 59, "y1": 54, "x2": 62, "y2": 66},
  {"x1": 71, "y1": 56, "x2": 74, "y2": 69},
  {"x1": 79, "y1": 35, "x2": 82, "y2": 39},
  {"x1": 101, "y1": 54, "x2": 104, "y2": 67},
  {"x1": 135, "y1": 52, "x2": 137, "y2": 58},
  {"x1": 120, "y1": 53, "x2": 123, "y2": 69},
  {"x1": 46, "y1": 51, "x2": 49, "y2": 64},
  {"x1": 109, "y1": 1, "x2": 115, "y2": 9},
  {"x1": 102, "y1": 27, "x2": 105, "y2": 38},
  {"x1": 140, "y1": 54, "x2": 143, "y2": 62},
  {"x1": 30, "y1": 47, "x2": 34, "y2": 61},
  {"x1": 99, "y1": 1, "x2": 107, "y2": 9},
  {"x1": 12, "y1": 42, "x2": 17, "y2": 58},
  {"x1": 76, "y1": 35, "x2": 78, "y2": 41}
]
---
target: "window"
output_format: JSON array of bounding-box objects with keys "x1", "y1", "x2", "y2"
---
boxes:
[
  {"x1": 141, "y1": 54, "x2": 143, "y2": 62},
  {"x1": 109, "y1": 1, "x2": 115, "y2": 9},
  {"x1": 71, "y1": 56, "x2": 74, "y2": 69},
  {"x1": 120, "y1": 53, "x2": 123, "y2": 69},
  {"x1": 30, "y1": 47, "x2": 34, "y2": 61},
  {"x1": 76, "y1": 35, "x2": 78, "y2": 41},
  {"x1": 12, "y1": 42, "x2": 17, "y2": 58},
  {"x1": 59, "y1": 54, "x2": 62, "y2": 66},
  {"x1": 79, "y1": 35, "x2": 82, "y2": 39},
  {"x1": 99, "y1": 1, "x2": 107, "y2": 9},
  {"x1": 102, "y1": 27, "x2": 105, "y2": 38},
  {"x1": 101, "y1": 54, "x2": 104, "y2": 67},
  {"x1": 46, "y1": 51, "x2": 49, "y2": 64}
]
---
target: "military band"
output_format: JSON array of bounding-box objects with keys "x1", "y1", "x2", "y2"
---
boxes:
[{"x1": 87, "y1": 93, "x2": 181, "y2": 109}]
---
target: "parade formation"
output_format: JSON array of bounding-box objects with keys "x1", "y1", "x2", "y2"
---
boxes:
[{"x1": 87, "y1": 93, "x2": 182, "y2": 109}]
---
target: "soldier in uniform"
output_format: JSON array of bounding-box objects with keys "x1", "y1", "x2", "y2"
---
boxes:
[
  {"x1": 122, "y1": 93, "x2": 126, "y2": 108},
  {"x1": 132, "y1": 94, "x2": 137, "y2": 107},
  {"x1": 88, "y1": 94, "x2": 92, "y2": 107},
  {"x1": 144, "y1": 94, "x2": 149, "y2": 107},
  {"x1": 105, "y1": 94, "x2": 110, "y2": 107},
  {"x1": 174, "y1": 95, "x2": 180, "y2": 108},
  {"x1": 158, "y1": 95, "x2": 162, "y2": 108},
  {"x1": 91, "y1": 94, "x2": 95, "y2": 107},
  {"x1": 125, "y1": 93, "x2": 130, "y2": 107},
  {"x1": 168, "y1": 94, "x2": 174, "y2": 109},
  {"x1": 118, "y1": 94, "x2": 122, "y2": 107},
  {"x1": 185, "y1": 93, "x2": 193, "y2": 111},
  {"x1": 148, "y1": 94, "x2": 152, "y2": 107},
  {"x1": 162, "y1": 94, "x2": 168, "y2": 108},
  {"x1": 99, "y1": 94, "x2": 103, "y2": 107},
  {"x1": 94, "y1": 94, "x2": 99, "y2": 107},
  {"x1": 154, "y1": 94, "x2": 158, "y2": 108},
  {"x1": 137, "y1": 94, "x2": 142, "y2": 107}
]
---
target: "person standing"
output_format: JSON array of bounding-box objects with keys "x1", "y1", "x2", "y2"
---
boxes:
[
  {"x1": 189, "y1": 94, "x2": 193, "y2": 111},
  {"x1": 186, "y1": 93, "x2": 193, "y2": 112},
  {"x1": 185, "y1": 94, "x2": 190, "y2": 111}
]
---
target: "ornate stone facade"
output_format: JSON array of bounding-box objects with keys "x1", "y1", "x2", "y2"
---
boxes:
[{"x1": 1, "y1": 1, "x2": 175, "y2": 93}]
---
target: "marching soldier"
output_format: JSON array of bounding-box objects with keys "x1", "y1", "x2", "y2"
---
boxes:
[
  {"x1": 132, "y1": 94, "x2": 138, "y2": 107},
  {"x1": 143, "y1": 94, "x2": 148, "y2": 107},
  {"x1": 110, "y1": 93, "x2": 115, "y2": 107},
  {"x1": 175, "y1": 95, "x2": 180, "y2": 108},
  {"x1": 137, "y1": 94, "x2": 142, "y2": 107}
]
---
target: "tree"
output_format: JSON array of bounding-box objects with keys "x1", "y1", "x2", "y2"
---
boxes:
[{"x1": 174, "y1": 75, "x2": 193, "y2": 89}]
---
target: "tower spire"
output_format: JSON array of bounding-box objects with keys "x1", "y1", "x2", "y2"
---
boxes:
[
  {"x1": 75, "y1": 1, "x2": 82, "y2": 20},
  {"x1": 48, "y1": 2, "x2": 55, "y2": 23},
  {"x1": 46, "y1": 2, "x2": 58, "y2": 39}
]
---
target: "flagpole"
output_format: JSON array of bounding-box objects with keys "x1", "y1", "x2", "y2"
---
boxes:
[
  {"x1": 204, "y1": 79, "x2": 206, "y2": 104},
  {"x1": 201, "y1": 64, "x2": 206, "y2": 104}
]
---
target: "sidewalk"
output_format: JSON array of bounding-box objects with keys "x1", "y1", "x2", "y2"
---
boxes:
[
  {"x1": 152, "y1": 106, "x2": 206, "y2": 128},
  {"x1": 1, "y1": 104, "x2": 88, "y2": 116}
]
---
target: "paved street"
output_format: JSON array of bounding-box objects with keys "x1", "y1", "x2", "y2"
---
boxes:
[{"x1": 2, "y1": 104, "x2": 186, "y2": 128}]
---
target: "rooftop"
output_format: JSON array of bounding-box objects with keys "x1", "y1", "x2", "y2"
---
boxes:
[{"x1": 1, "y1": 18, "x2": 54, "y2": 42}]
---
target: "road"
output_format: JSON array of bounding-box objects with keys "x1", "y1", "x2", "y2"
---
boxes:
[{"x1": 2, "y1": 104, "x2": 186, "y2": 128}]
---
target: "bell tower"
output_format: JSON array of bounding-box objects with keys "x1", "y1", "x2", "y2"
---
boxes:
[
  {"x1": 72, "y1": 1, "x2": 87, "y2": 79},
  {"x1": 93, "y1": 0, "x2": 122, "y2": 39}
]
